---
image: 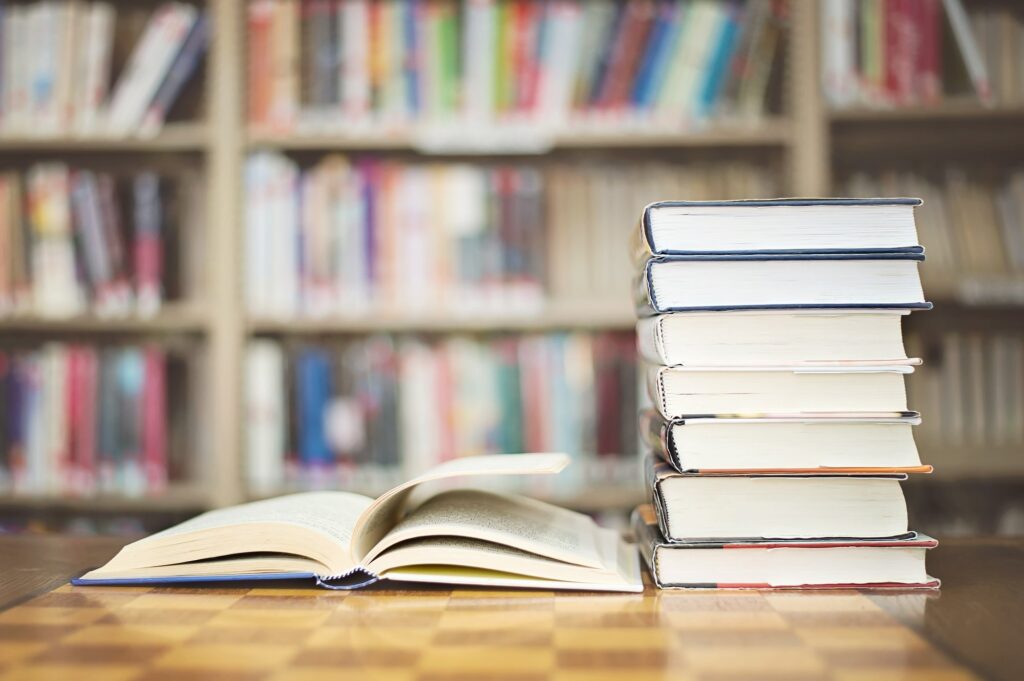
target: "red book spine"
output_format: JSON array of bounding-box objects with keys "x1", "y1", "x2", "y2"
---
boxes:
[
  {"x1": 63, "y1": 348, "x2": 78, "y2": 494},
  {"x1": 519, "y1": 340, "x2": 541, "y2": 452},
  {"x1": 918, "y1": 0, "x2": 941, "y2": 102},
  {"x1": 883, "y1": 0, "x2": 900, "y2": 104},
  {"x1": 78, "y1": 348, "x2": 98, "y2": 493},
  {"x1": 142, "y1": 347, "x2": 167, "y2": 492},
  {"x1": 515, "y1": 1, "x2": 540, "y2": 113},
  {"x1": 608, "y1": 1, "x2": 655, "y2": 110},
  {"x1": 248, "y1": 1, "x2": 273, "y2": 125}
]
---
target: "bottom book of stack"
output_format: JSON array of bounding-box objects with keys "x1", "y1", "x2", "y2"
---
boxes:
[{"x1": 633, "y1": 459, "x2": 940, "y2": 590}]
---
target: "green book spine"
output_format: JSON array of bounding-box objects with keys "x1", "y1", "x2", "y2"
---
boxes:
[{"x1": 439, "y1": 3, "x2": 459, "y2": 115}]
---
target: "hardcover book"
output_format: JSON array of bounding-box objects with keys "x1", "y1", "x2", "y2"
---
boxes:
[
  {"x1": 632, "y1": 505, "x2": 940, "y2": 590},
  {"x1": 75, "y1": 454, "x2": 643, "y2": 592},
  {"x1": 644, "y1": 456, "x2": 913, "y2": 541},
  {"x1": 637, "y1": 253, "x2": 930, "y2": 314},
  {"x1": 633, "y1": 197, "x2": 924, "y2": 259},
  {"x1": 639, "y1": 409, "x2": 929, "y2": 474}
]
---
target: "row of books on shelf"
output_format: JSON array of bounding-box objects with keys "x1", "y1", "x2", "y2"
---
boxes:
[
  {"x1": 0, "y1": 343, "x2": 185, "y2": 497},
  {"x1": 0, "y1": 164, "x2": 196, "y2": 319},
  {"x1": 0, "y1": 2, "x2": 207, "y2": 137},
  {"x1": 908, "y1": 331, "x2": 1024, "y2": 452},
  {"x1": 245, "y1": 333, "x2": 637, "y2": 494},
  {"x1": 248, "y1": 0, "x2": 785, "y2": 136},
  {"x1": 246, "y1": 152, "x2": 777, "y2": 316},
  {"x1": 631, "y1": 197, "x2": 937, "y2": 589},
  {"x1": 845, "y1": 168, "x2": 1024, "y2": 302},
  {"x1": 822, "y1": 0, "x2": 1022, "y2": 108}
]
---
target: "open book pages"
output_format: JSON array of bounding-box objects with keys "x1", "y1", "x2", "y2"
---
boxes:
[{"x1": 77, "y1": 454, "x2": 643, "y2": 592}]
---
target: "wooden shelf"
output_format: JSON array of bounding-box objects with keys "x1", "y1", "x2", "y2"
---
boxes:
[
  {"x1": 0, "y1": 305, "x2": 209, "y2": 334},
  {"x1": 0, "y1": 485, "x2": 209, "y2": 513},
  {"x1": 247, "y1": 119, "x2": 791, "y2": 153},
  {"x1": 248, "y1": 303, "x2": 636, "y2": 334},
  {"x1": 830, "y1": 103, "x2": 1024, "y2": 123},
  {"x1": 0, "y1": 123, "x2": 208, "y2": 152}
]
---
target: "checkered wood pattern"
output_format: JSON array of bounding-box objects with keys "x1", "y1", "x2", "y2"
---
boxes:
[{"x1": 0, "y1": 579, "x2": 977, "y2": 681}]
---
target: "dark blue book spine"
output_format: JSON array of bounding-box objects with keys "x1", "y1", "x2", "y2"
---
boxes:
[
  {"x1": 143, "y1": 13, "x2": 210, "y2": 128},
  {"x1": 296, "y1": 350, "x2": 333, "y2": 465},
  {"x1": 587, "y1": 1, "x2": 625, "y2": 105}
]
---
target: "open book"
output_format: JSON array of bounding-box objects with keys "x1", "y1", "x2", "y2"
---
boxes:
[{"x1": 74, "y1": 454, "x2": 642, "y2": 592}]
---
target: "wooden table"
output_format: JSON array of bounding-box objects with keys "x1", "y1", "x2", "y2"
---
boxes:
[{"x1": 0, "y1": 536, "x2": 1021, "y2": 681}]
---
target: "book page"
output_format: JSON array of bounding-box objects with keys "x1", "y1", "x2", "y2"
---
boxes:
[
  {"x1": 371, "y1": 528, "x2": 643, "y2": 593},
  {"x1": 350, "y1": 453, "x2": 569, "y2": 560},
  {"x1": 361, "y1": 489, "x2": 603, "y2": 569},
  {"x1": 109, "y1": 491, "x2": 373, "y2": 573},
  {"x1": 365, "y1": 534, "x2": 626, "y2": 585}
]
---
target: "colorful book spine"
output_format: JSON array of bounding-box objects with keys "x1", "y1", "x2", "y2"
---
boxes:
[
  {"x1": 245, "y1": 333, "x2": 638, "y2": 488},
  {"x1": 1, "y1": 165, "x2": 186, "y2": 319},
  {"x1": 0, "y1": 344, "x2": 175, "y2": 497},
  {"x1": 248, "y1": 0, "x2": 785, "y2": 130}
]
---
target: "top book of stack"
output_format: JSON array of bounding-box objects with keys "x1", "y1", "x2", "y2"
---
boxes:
[{"x1": 633, "y1": 198, "x2": 932, "y2": 314}]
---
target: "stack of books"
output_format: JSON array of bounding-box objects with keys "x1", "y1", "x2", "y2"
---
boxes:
[{"x1": 630, "y1": 198, "x2": 941, "y2": 589}]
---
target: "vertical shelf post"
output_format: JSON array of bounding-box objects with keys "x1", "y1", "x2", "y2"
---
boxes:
[
  {"x1": 207, "y1": 0, "x2": 245, "y2": 507},
  {"x1": 788, "y1": 0, "x2": 830, "y2": 195}
]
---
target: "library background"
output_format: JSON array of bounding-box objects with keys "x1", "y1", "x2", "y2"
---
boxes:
[{"x1": 0, "y1": 0, "x2": 1022, "y2": 536}]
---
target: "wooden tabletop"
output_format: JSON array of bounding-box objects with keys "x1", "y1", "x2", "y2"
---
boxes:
[{"x1": 0, "y1": 535, "x2": 1021, "y2": 681}]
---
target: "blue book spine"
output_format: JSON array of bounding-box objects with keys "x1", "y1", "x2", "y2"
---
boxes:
[
  {"x1": 631, "y1": 2, "x2": 674, "y2": 108},
  {"x1": 640, "y1": 1, "x2": 686, "y2": 109},
  {"x1": 403, "y1": 0, "x2": 419, "y2": 115},
  {"x1": 296, "y1": 350, "x2": 333, "y2": 465},
  {"x1": 696, "y1": 4, "x2": 740, "y2": 118}
]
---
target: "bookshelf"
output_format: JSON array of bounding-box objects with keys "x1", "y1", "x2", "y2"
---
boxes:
[{"x1": 2, "y1": 1, "x2": 1021, "y2": 523}]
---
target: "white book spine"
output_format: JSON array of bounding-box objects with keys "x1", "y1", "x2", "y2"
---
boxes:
[
  {"x1": 106, "y1": 3, "x2": 197, "y2": 134},
  {"x1": 821, "y1": 0, "x2": 857, "y2": 107},
  {"x1": 340, "y1": 0, "x2": 370, "y2": 120},
  {"x1": 245, "y1": 154, "x2": 271, "y2": 314},
  {"x1": 76, "y1": 3, "x2": 115, "y2": 133},
  {"x1": 246, "y1": 341, "x2": 286, "y2": 493},
  {"x1": 536, "y1": 2, "x2": 583, "y2": 125},
  {"x1": 463, "y1": 0, "x2": 495, "y2": 123}
]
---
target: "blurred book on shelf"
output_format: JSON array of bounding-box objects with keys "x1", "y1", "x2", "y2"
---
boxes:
[
  {"x1": 247, "y1": 0, "x2": 787, "y2": 138},
  {"x1": 844, "y1": 168, "x2": 1024, "y2": 304},
  {"x1": 245, "y1": 152, "x2": 779, "y2": 317},
  {"x1": 0, "y1": 1, "x2": 208, "y2": 138},
  {"x1": 822, "y1": 0, "x2": 1024, "y2": 109},
  {"x1": 0, "y1": 164, "x2": 203, "y2": 319},
  {"x1": 907, "y1": 330, "x2": 1024, "y2": 473},
  {"x1": 245, "y1": 333, "x2": 637, "y2": 496},
  {"x1": 0, "y1": 343, "x2": 193, "y2": 498}
]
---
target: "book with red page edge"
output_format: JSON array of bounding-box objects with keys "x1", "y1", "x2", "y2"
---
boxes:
[{"x1": 632, "y1": 504, "x2": 941, "y2": 590}]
